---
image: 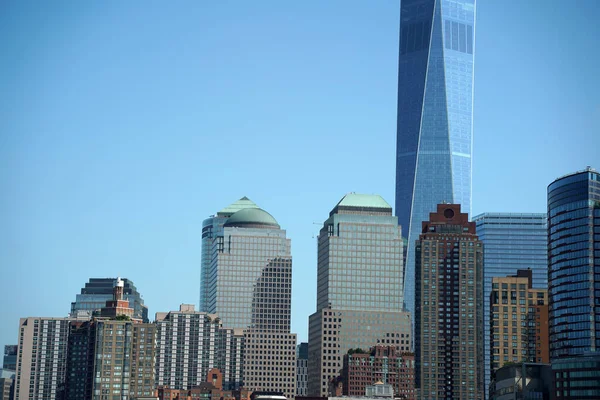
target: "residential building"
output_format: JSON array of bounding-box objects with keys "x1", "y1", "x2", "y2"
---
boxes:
[
  {"x1": 14, "y1": 315, "x2": 88, "y2": 400},
  {"x1": 473, "y1": 213, "x2": 547, "y2": 394},
  {"x1": 489, "y1": 270, "x2": 549, "y2": 376},
  {"x1": 343, "y1": 346, "x2": 415, "y2": 400},
  {"x1": 415, "y1": 204, "x2": 484, "y2": 400},
  {"x1": 64, "y1": 278, "x2": 156, "y2": 400},
  {"x1": 395, "y1": 0, "x2": 476, "y2": 320},
  {"x1": 490, "y1": 363, "x2": 552, "y2": 400},
  {"x1": 0, "y1": 376, "x2": 13, "y2": 400},
  {"x1": 297, "y1": 343, "x2": 308, "y2": 397},
  {"x1": 307, "y1": 194, "x2": 411, "y2": 396},
  {"x1": 547, "y1": 167, "x2": 600, "y2": 399},
  {"x1": 155, "y1": 304, "x2": 244, "y2": 390},
  {"x1": 70, "y1": 277, "x2": 149, "y2": 322},
  {"x1": 2, "y1": 346, "x2": 16, "y2": 371},
  {"x1": 200, "y1": 199, "x2": 297, "y2": 398}
]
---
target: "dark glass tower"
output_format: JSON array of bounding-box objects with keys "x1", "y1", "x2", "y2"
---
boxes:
[
  {"x1": 70, "y1": 278, "x2": 148, "y2": 322},
  {"x1": 395, "y1": 0, "x2": 476, "y2": 317},
  {"x1": 548, "y1": 167, "x2": 600, "y2": 398}
]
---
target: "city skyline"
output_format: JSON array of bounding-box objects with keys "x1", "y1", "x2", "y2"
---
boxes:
[{"x1": 1, "y1": 0, "x2": 599, "y2": 354}]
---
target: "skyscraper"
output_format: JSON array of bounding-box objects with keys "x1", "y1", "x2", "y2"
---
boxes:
[
  {"x1": 200, "y1": 199, "x2": 297, "y2": 398},
  {"x1": 548, "y1": 167, "x2": 600, "y2": 398},
  {"x1": 395, "y1": 0, "x2": 476, "y2": 318},
  {"x1": 200, "y1": 196, "x2": 259, "y2": 312},
  {"x1": 154, "y1": 304, "x2": 244, "y2": 391},
  {"x1": 415, "y1": 204, "x2": 483, "y2": 400},
  {"x1": 472, "y1": 212, "x2": 547, "y2": 394},
  {"x1": 70, "y1": 277, "x2": 149, "y2": 322},
  {"x1": 307, "y1": 194, "x2": 411, "y2": 397}
]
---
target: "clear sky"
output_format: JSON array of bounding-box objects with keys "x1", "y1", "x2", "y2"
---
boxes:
[{"x1": 1, "y1": 1, "x2": 598, "y2": 351}]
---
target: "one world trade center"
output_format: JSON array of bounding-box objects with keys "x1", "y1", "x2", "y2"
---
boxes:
[{"x1": 395, "y1": 0, "x2": 476, "y2": 317}]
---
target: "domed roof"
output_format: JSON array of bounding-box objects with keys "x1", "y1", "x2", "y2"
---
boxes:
[{"x1": 224, "y1": 207, "x2": 280, "y2": 229}]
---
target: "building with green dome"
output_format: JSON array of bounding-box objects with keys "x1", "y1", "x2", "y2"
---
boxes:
[{"x1": 200, "y1": 197, "x2": 297, "y2": 398}]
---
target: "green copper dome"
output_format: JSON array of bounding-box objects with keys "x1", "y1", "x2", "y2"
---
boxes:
[{"x1": 224, "y1": 208, "x2": 280, "y2": 229}]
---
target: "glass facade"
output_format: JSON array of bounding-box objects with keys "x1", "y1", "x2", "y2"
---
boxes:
[
  {"x1": 472, "y1": 212, "x2": 548, "y2": 394},
  {"x1": 200, "y1": 196, "x2": 259, "y2": 311},
  {"x1": 70, "y1": 278, "x2": 148, "y2": 322},
  {"x1": 548, "y1": 168, "x2": 600, "y2": 398},
  {"x1": 307, "y1": 194, "x2": 410, "y2": 397},
  {"x1": 395, "y1": 0, "x2": 476, "y2": 318},
  {"x1": 200, "y1": 202, "x2": 297, "y2": 398},
  {"x1": 548, "y1": 168, "x2": 600, "y2": 360}
]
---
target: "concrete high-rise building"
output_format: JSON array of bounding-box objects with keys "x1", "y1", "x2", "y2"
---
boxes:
[
  {"x1": 200, "y1": 198, "x2": 297, "y2": 398},
  {"x1": 14, "y1": 316, "x2": 88, "y2": 400},
  {"x1": 415, "y1": 204, "x2": 483, "y2": 400},
  {"x1": 2, "y1": 346, "x2": 16, "y2": 371},
  {"x1": 395, "y1": 0, "x2": 477, "y2": 320},
  {"x1": 307, "y1": 194, "x2": 411, "y2": 397},
  {"x1": 548, "y1": 167, "x2": 600, "y2": 399},
  {"x1": 489, "y1": 270, "x2": 549, "y2": 376},
  {"x1": 155, "y1": 304, "x2": 244, "y2": 391},
  {"x1": 297, "y1": 343, "x2": 308, "y2": 396},
  {"x1": 70, "y1": 277, "x2": 149, "y2": 322},
  {"x1": 472, "y1": 213, "x2": 547, "y2": 394},
  {"x1": 64, "y1": 278, "x2": 156, "y2": 400},
  {"x1": 0, "y1": 376, "x2": 13, "y2": 400}
]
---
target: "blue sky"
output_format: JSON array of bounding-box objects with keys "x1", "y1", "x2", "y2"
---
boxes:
[{"x1": 0, "y1": 1, "x2": 598, "y2": 350}]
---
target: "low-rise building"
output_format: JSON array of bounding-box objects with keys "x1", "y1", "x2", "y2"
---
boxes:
[{"x1": 490, "y1": 363, "x2": 552, "y2": 400}]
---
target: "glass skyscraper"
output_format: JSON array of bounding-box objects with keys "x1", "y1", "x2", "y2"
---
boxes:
[
  {"x1": 200, "y1": 199, "x2": 297, "y2": 398},
  {"x1": 548, "y1": 167, "x2": 600, "y2": 398},
  {"x1": 70, "y1": 277, "x2": 148, "y2": 322},
  {"x1": 395, "y1": 0, "x2": 476, "y2": 318},
  {"x1": 307, "y1": 194, "x2": 411, "y2": 396},
  {"x1": 473, "y1": 212, "x2": 547, "y2": 394}
]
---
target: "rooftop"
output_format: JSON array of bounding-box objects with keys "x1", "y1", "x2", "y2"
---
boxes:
[
  {"x1": 335, "y1": 193, "x2": 391, "y2": 209},
  {"x1": 224, "y1": 207, "x2": 280, "y2": 229},
  {"x1": 217, "y1": 196, "x2": 259, "y2": 217}
]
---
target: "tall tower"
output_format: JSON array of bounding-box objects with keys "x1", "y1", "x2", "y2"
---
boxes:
[
  {"x1": 395, "y1": 0, "x2": 476, "y2": 318},
  {"x1": 200, "y1": 196, "x2": 260, "y2": 311},
  {"x1": 200, "y1": 199, "x2": 297, "y2": 398},
  {"x1": 547, "y1": 167, "x2": 600, "y2": 397},
  {"x1": 415, "y1": 204, "x2": 483, "y2": 400},
  {"x1": 472, "y1": 212, "x2": 548, "y2": 395},
  {"x1": 307, "y1": 194, "x2": 411, "y2": 397}
]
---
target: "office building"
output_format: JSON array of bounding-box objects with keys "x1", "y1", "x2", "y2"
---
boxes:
[
  {"x1": 14, "y1": 315, "x2": 88, "y2": 400},
  {"x1": 297, "y1": 343, "x2": 308, "y2": 397},
  {"x1": 415, "y1": 204, "x2": 483, "y2": 400},
  {"x1": 155, "y1": 304, "x2": 244, "y2": 390},
  {"x1": 307, "y1": 194, "x2": 411, "y2": 396},
  {"x1": 200, "y1": 199, "x2": 297, "y2": 398},
  {"x1": 489, "y1": 270, "x2": 548, "y2": 375},
  {"x1": 2, "y1": 346, "x2": 16, "y2": 371},
  {"x1": 64, "y1": 278, "x2": 156, "y2": 400},
  {"x1": 343, "y1": 346, "x2": 415, "y2": 399},
  {"x1": 547, "y1": 167, "x2": 600, "y2": 398},
  {"x1": 70, "y1": 277, "x2": 149, "y2": 322},
  {"x1": 490, "y1": 363, "x2": 552, "y2": 400},
  {"x1": 473, "y1": 213, "x2": 547, "y2": 394},
  {"x1": 395, "y1": 0, "x2": 476, "y2": 319},
  {"x1": 200, "y1": 196, "x2": 259, "y2": 311}
]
